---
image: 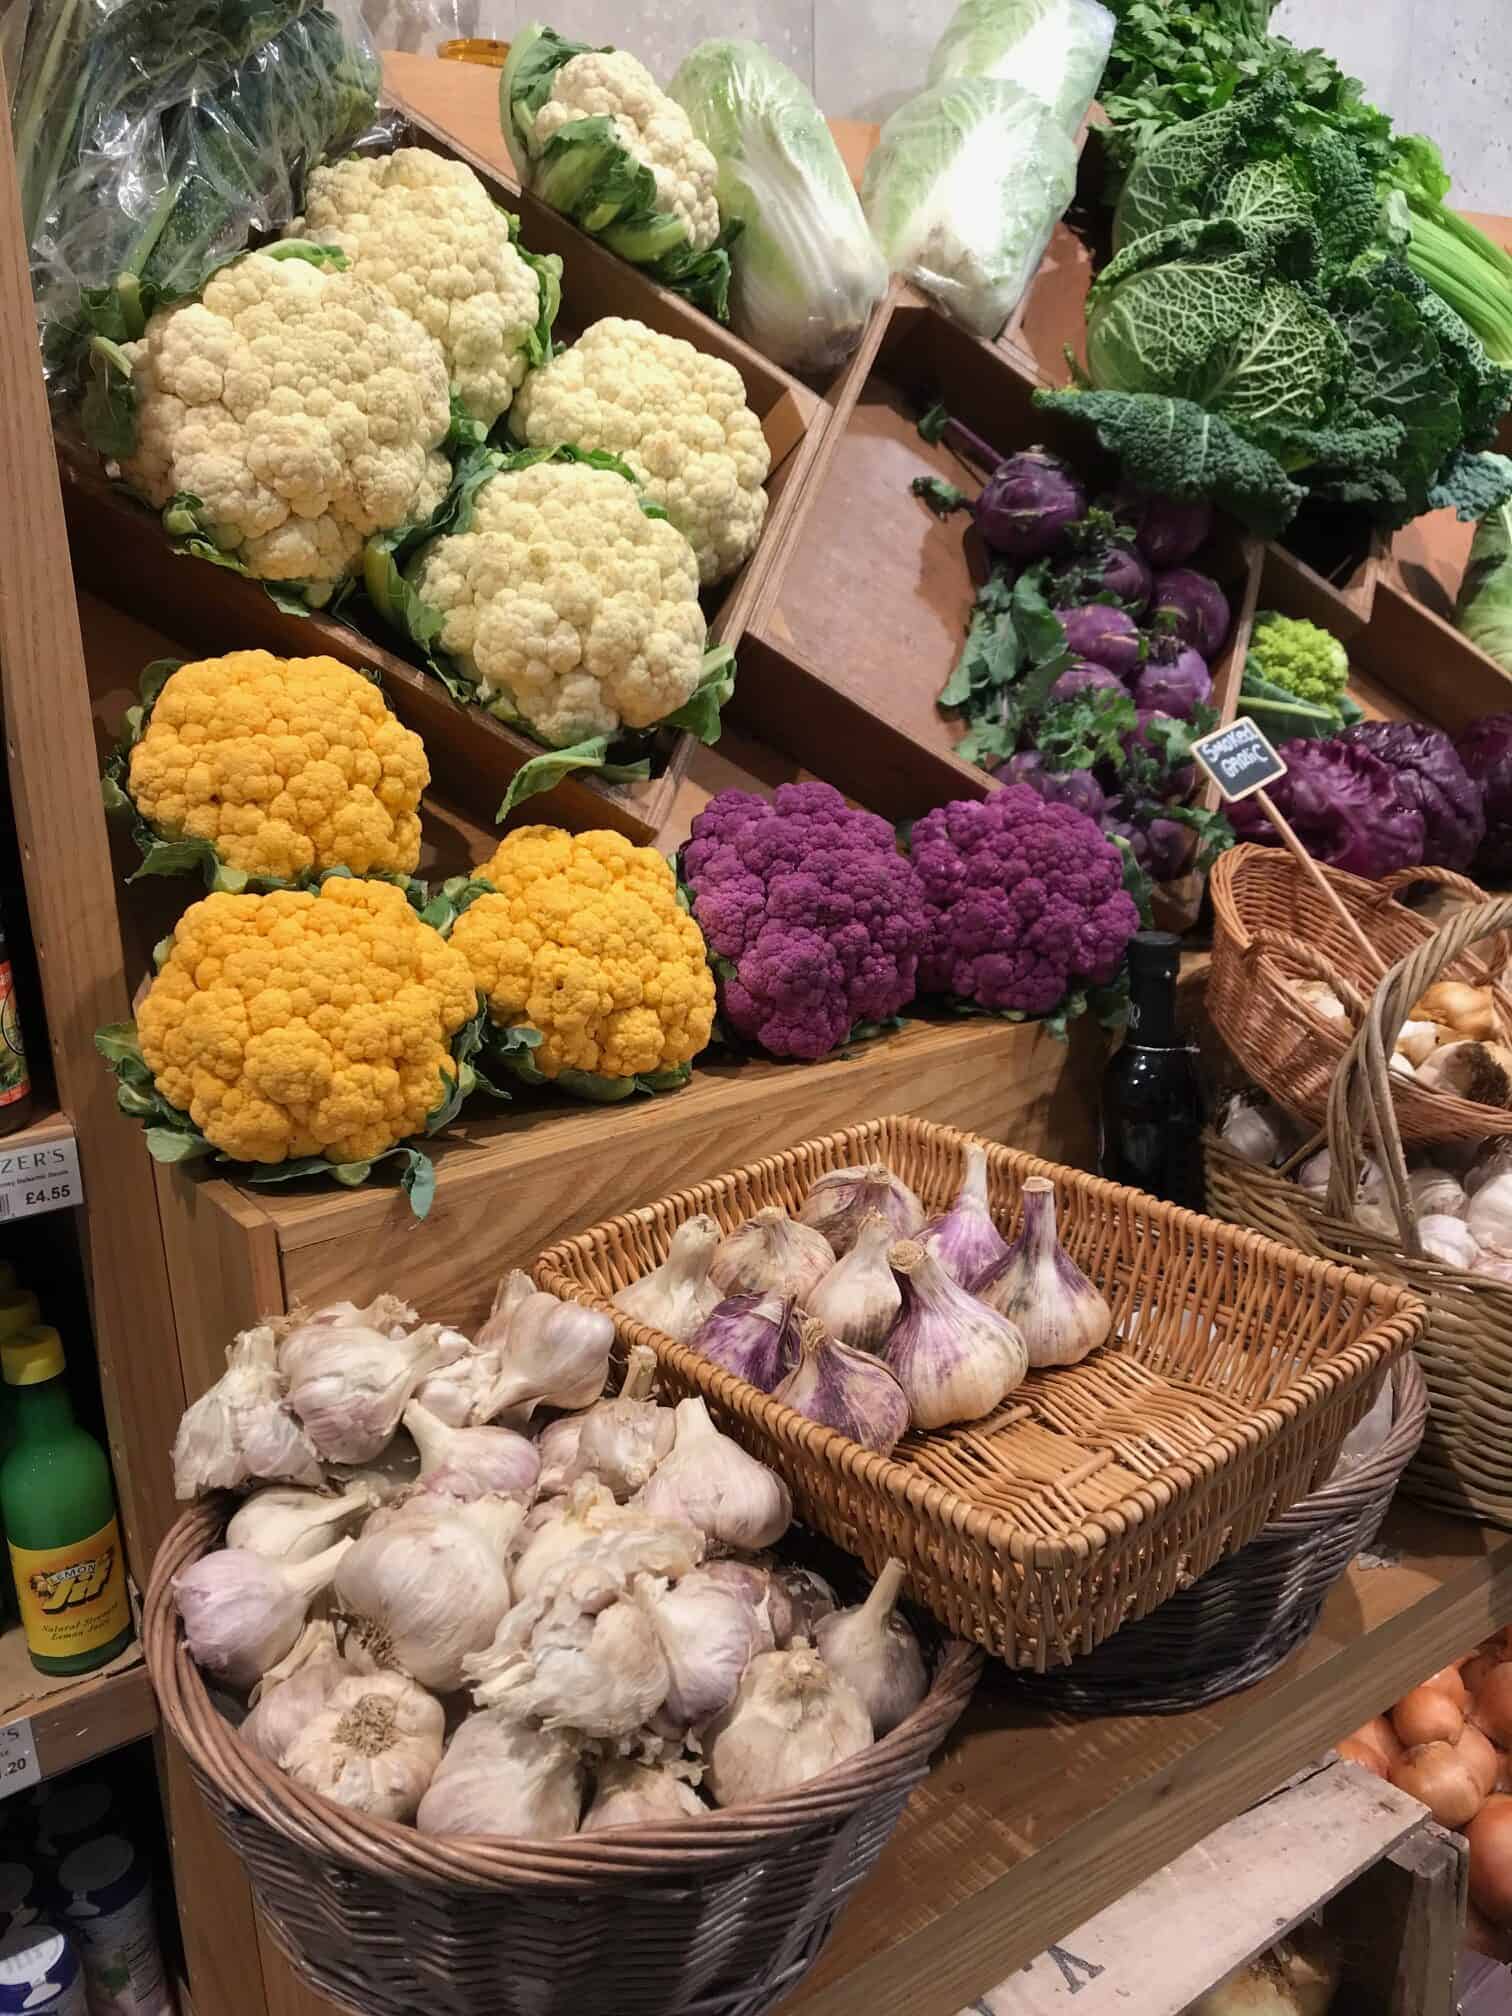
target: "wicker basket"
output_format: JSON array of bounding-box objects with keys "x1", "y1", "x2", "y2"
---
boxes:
[
  {"x1": 1208, "y1": 892, "x2": 1512, "y2": 1524},
  {"x1": 535, "y1": 1115, "x2": 1424, "y2": 1670},
  {"x1": 146, "y1": 1502, "x2": 980, "y2": 2016},
  {"x1": 1005, "y1": 1352, "x2": 1427, "y2": 1714},
  {"x1": 1208, "y1": 845, "x2": 1512, "y2": 1143}
]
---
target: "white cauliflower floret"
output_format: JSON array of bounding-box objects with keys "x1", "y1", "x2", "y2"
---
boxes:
[
  {"x1": 294, "y1": 149, "x2": 555, "y2": 430},
  {"x1": 412, "y1": 459, "x2": 707, "y2": 746},
  {"x1": 531, "y1": 50, "x2": 720, "y2": 255},
  {"x1": 120, "y1": 250, "x2": 451, "y2": 593},
  {"x1": 510, "y1": 318, "x2": 770, "y2": 585}
]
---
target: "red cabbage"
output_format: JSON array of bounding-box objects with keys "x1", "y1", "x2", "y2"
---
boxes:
[
  {"x1": 1151, "y1": 568, "x2": 1231, "y2": 658},
  {"x1": 1058, "y1": 603, "x2": 1144, "y2": 680},
  {"x1": 1337, "y1": 722, "x2": 1485, "y2": 873},
  {"x1": 1455, "y1": 715, "x2": 1512, "y2": 875},
  {"x1": 975, "y1": 451, "x2": 1086, "y2": 560},
  {"x1": 1230, "y1": 738, "x2": 1425, "y2": 878},
  {"x1": 1134, "y1": 648, "x2": 1212, "y2": 722}
]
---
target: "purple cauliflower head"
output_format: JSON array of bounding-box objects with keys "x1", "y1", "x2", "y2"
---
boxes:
[
  {"x1": 681, "y1": 782, "x2": 929, "y2": 1061},
  {"x1": 908, "y1": 787, "x2": 1142, "y2": 1018}
]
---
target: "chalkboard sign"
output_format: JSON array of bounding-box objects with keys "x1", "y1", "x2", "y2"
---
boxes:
[{"x1": 1191, "y1": 718, "x2": 1287, "y2": 803}]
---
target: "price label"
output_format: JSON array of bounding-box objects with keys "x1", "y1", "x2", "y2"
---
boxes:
[
  {"x1": 0, "y1": 1138, "x2": 81, "y2": 1221},
  {"x1": 1191, "y1": 716, "x2": 1287, "y2": 803},
  {"x1": 0, "y1": 1718, "x2": 39, "y2": 1798}
]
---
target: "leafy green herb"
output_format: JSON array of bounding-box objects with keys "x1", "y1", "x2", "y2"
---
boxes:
[{"x1": 911, "y1": 475, "x2": 970, "y2": 516}]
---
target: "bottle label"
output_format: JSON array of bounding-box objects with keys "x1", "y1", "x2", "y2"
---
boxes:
[
  {"x1": 10, "y1": 1521, "x2": 130, "y2": 1663},
  {"x1": 0, "y1": 961, "x2": 28, "y2": 1109}
]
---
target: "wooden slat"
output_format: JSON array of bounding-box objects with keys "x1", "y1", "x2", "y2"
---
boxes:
[
  {"x1": 779, "y1": 1498, "x2": 1512, "y2": 2016},
  {"x1": 1328, "y1": 1819, "x2": 1468, "y2": 2016},
  {"x1": 0, "y1": 1635, "x2": 157, "y2": 1780}
]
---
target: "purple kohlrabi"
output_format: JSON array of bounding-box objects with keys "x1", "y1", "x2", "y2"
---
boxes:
[
  {"x1": 1121, "y1": 710, "x2": 1196, "y2": 802},
  {"x1": 1048, "y1": 660, "x2": 1125, "y2": 706},
  {"x1": 1133, "y1": 648, "x2": 1213, "y2": 722},
  {"x1": 1111, "y1": 490, "x2": 1214, "y2": 569},
  {"x1": 1150, "y1": 568, "x2": 1231, "y2": 658},
  {"x1": 995, "y1": 751, "x2": 1108, "y2": 823},
  {"x1": 1057, "y1": 604, "x2": 1144, "y2": 681},
  {"x1": 974, "y1": 450, "x2": 1086, "y2": 560}
]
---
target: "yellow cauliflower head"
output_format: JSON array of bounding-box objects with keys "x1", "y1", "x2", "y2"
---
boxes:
[
  {"x1": 137, "y1": 878, "x2": 477, "y2": 1166},
  {"x1": 127, "y1": 651, "x2": 429, "y2": 884},
  {"x1": 411, "y1": 458, "x2": 706, "y2": 746},
  {"x1": 450, "y1": 826, "x2": 714, "y2": 1085},
  {"x1": 509, "y1": 317, "x2": 770, "y2": 585},
  {"x1": 294, "y1": 149, "x2": 558, "y2": 430},
  {"x1": 119, "y1": 249, "x2": 452, "y2": 593}
]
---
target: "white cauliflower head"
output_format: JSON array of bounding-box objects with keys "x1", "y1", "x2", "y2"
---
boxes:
[
  {"x1": 509, "y1": 317, "x2": 770, "y2": 585},
  {"x1": 412, "y1": 457, "x2": 708, "y2": 747},
  {"x1": 119, "y1": 249, "x2": 451, "y2": 593},
  {"x1": 531, "y1": 49, "x2": 720, "y2": 256},
  {"x1": 294, "y1": 149, "x2": 558, "y2": 430}
]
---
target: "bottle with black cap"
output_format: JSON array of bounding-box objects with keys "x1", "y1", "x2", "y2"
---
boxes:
[{"x1": 1099, "y1": 930, "x2": 1206, "y2": 1210}]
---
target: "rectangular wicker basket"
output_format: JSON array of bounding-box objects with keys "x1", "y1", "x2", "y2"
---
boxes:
[{"x1": 534, "y1": 1115, "x2": 1425, "y2": 1669}]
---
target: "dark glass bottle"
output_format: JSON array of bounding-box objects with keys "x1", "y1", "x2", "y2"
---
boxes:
[{"x1": 1100, "y1": 931, "x2": 1206, "y2": 1210}]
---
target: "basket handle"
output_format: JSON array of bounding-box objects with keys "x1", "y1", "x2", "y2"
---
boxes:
[
  {"x1": 1325, "y1": 893, "x2": 1512, "y2": 1250},
  {"x1": 1371, "y1": 864, "x2": 1491, "y2": 910},
  {"x1": 1245, "y1": 930, "x2": 1372, "y2": 1026}
]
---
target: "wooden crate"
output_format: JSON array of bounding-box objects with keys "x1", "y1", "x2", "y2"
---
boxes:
[{"x1": 747, "y1": 284, "x2": 1262, "y2": 920}]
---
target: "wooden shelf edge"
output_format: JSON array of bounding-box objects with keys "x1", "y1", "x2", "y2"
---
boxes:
[{"x1": 0, "y1": 1631, "x2": 156, "y2": 1781}]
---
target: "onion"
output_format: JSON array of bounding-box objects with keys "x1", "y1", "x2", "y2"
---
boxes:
[
  {"x1": 1358, "y1": 1713, "x2": 1403, "y2": 1767},
  {"x1": 1475, "y1": 1662, "x2": 1512, "y2": 1746},
  {"x1": 1390, "y1": 1740, "x2": 1483, "y2": 1827},
  {"x1": 1468, "y1": 1796, "x2": 1512, "y2": 1922},
  {"x1": 1336, "y1": 1735, "x2": 1388, "y2": 1779},
  {"x1": 1459, "y1": 1722, "x2": 1502, "y2": 1800},
  {"x1": 1391, "y1": 1684, "x2": 1465, "y2": 1748},
  {"x1": 1422, "y1": 1662, "x2": 1471, "y2": 1709},
  {"x1": 1465, "y1": 1901, "x2": 1512, "y2": 1962},
  {"x1": 1465, "y1": 1653, "x2": 1499, "y2": 1695}
]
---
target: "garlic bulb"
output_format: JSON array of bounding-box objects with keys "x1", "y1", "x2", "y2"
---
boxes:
[
  {"x1": 334, "y1": 1496, "x2": 520, "y2": 1691},
  {"x1": 1294, "y1": 980, "x2": 1347, "y2": 1023},
  {"x1": 637, "y1": 1397, "x2": 792, "y2": 1551},
  {"x1": 805, "y1": 1214, "x2": 902, "y2": 1351},
  {"x1": 1397, "y1": 1021, "x2": 1442, "y2": 1068},
  {"x1": 772, "y1": 1317, "x2": 911, "y2": 1454},
  {"x1": 535, "y1": 1414, "x2": 586, "y2": 1496},
  {"x1": 798, "y1": 1164, "x2": 925, "y2": 1257},
  {"x1": 1468, "y1": 1139, "x2": 1512, "y2": 1197},
  {"x1": 582, "y1": 1759, "x2": 704, "y2": 1830},
  {"x1": 772, "y1": 1565, "x2": 838, "y2": 1646},
  {"x1": 1474, "y1": 1253, "x2": 1512, "y2": 1286},
  {"x1": 919, "y1": 1147, "x2": 1009, "y2": 1286},
  {"x1": 467, "y1": 1576, "x2": 670, "y2": 1737},
  {"x1": 1217, "y1": 1095, "x2": 1289, "y2": 1170},
  {"x1": 282, "y1": 1673, "x2": 445, "y2": 1822},
  {"x1": 1407, "y1": 1166, "x2": 1469, "y2": 1220},
  {"x1": 1416, "y1": 1040, "x2": 1512, "y2": 1108},
  {"x1": 1389, "y1": 1055, "x2": 1416, "y2": 1081},
  {"x1": 240, "y1": 1621, "x2": 353, "y2": 1763},
  {"x1": 613, "y1": 1216, "x2": 722, "y2": 1342},
  {"x1": 302, "y1": 1292, "x2": 418, "y2": 1336},
  {"x1": 1414, "y1": 981, "x2": 1497, "y2": 1041},
  {"x1": 172, "y1": 1326, "x2": 321, "y2": 1499},
  {"x1": 478, "y1": 1287, "x2": 614, "y2": 1427},
  {"x1": 562, "y1": 1349, "x2": 675, "y2": 1499},
  {"x1": 710, "y1": 1208, "x2": 835, "y2": 1301},
  {"x1": 512, "y1": 1477, "x2": 704, "y2": 1603},
  {"x1": 1297, "y1": 1148, "x2": 1386, "y2": 1201},
  {"x1": 174, "y1": 1539, "x2": 352, "y2": 1690},
  {"x1": 280, "y1": 1315, "x2": 441, "y2": 1464},
  {"x1": 698, "y1": 1560, "x2": 780, "y2": 1649},
  {"x1": 416, "y1": 1708, "x2": 584, "y2": 1840},
  {"x1": 413, "y1": 1339, "x2": 501, "y2": 1430},
  {"x1": 704, "y1": 1645, "x2": 873, "y2": 1806},
  {"x1": 690, "y1": 1290, "x2": 800, "y2": 1392},
  {"x1": 973, "y1": 1179, "x2": 1112, "y2": 1370},
  {"x1": 226, "y1": 1483, "x2": 374, "y2": 1563},
  {"x1": 327, "y1": 1433, "x2": 422, "y2": 1506},
  {"x1": 885, "y1": 1243, "x2": 1027, "y2": 1428},
  {"x1": 1469, "y1": 1172, "x2": 1512, "y2": 1256},
  {"x1": 813, "y1": 1560, "x2": 928, "y2": 1737},
  {"x1": 646, "y1": 1566, "x2": 771, "y2": 1730},
  {"x1": 403, "y1": 1401, "x2": 541, "y2": 1504},
  {"x1": 1416, "y1": 1215, "x2": 1478, "y2": 1269}
]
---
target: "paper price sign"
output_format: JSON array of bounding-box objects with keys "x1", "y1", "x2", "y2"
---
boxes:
[
  {"x1": 1190, "y1": 718, "x2": 1287, "y2": 803},
  {"x1": 0, "y1": 1137, "x2": 81, "y2": 1223},
  {"x1": 0, "y1": 1718, "x2": 39, "y2": 1798}
]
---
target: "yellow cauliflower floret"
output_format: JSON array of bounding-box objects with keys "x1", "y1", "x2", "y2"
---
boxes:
[
  {"x1": 119, "y1": 249, "x2": 452, "y2": 594},
  {"x1": 450, "y1": 826, "x2": 714, "y2": 1083},
  {"x1": 293, "y1": 149, "x2": 557, "y2": 430},
  {"x1": 137, "y1": 878, "x2": 477, "y2": 1166},
  {"x1": 127, "y1": 651, "x2": 429, "y2": 882},
  {"x1": 411, "y1": 458, "x2": 706, "y2": 746},
  {"x1": 509, "y1": 317, "x2": 770, "y2": 585}
]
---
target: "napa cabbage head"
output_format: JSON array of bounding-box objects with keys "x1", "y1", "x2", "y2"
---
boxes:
[
  {"x1": 668, "y1": 39, "x2": 886, "y2": 372},
  {"x1": 926, "y1": 0, "x2": 1114, "y2": 136}
]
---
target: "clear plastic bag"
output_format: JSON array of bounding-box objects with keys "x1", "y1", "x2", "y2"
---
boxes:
[
  {"x1": 10, "y1": 0, "x2": 382, "y2": 376},
  {"x1": 861, "y1": 77, "x2": 1078, "y2": 342},
  {"x1": 927, "y1": 0, "x2": 1115, "y2": 137},
  {"x1": 358, "y1": 0, "x2": 477, "y2": 55}
]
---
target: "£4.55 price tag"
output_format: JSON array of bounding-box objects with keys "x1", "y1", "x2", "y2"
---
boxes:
[
  {"x1": 0, "y1": 1718, "x2": 40, "y2": 1797},
  {"x1": 0, "y1": 1137, "x2": 81, "y2": 1222}
]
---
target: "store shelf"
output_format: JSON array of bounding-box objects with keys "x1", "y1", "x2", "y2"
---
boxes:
[
  {"x1": 781, "y1": 1499, "x2": 1512, "y2": 2016},
  {"x1": 0, "y1": 1625, "x2": 156, "y2": 1782}
]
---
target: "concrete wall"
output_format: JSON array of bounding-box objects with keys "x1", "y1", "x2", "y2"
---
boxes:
[{"x1": 366, "y1": 0, "x2": 1512, "y2": 213}]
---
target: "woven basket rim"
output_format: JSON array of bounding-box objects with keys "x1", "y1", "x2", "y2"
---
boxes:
[
  {"x1": 538, "y1": 1117, "x2": 1427, "y2": 1573},
  {"x1": 146, "y1": 1497, "x2": 983, "y2": 1894}
]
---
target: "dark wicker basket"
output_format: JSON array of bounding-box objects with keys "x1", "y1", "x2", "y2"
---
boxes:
[
  {"x1": 146, "y1": 1502, "x2": 981, "y2": 2016},
  {"x1": 1003, "y1": 1352, "x2": 1427, "y2": 1716}
]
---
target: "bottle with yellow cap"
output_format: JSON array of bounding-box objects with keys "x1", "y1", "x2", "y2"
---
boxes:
[{"x1": 0, "y1": 1328, "x2": 131, "y2": 1674}]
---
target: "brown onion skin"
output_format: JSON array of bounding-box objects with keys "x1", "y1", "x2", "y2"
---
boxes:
[
  {"x1": 1468, "y1": 1797, "x2": 1512, "y2": 1924},
  {"x1": 1336, "y1": 1736, "x2": 1388, "y2": 1780},
  {"x1": 1422, "y1": 1662, "x2": 1471, "y2": 1709},
  {"x1": 1475, "y1": 1663, "x2": 1512, "y2": 1747},
  {"x1": 1392, "y1": 1684, "x2": 1465, "y2": 1749},
  {"x1": 1459, "y1": 1722, "x2": 1502, "y2": 1801},
  {"x1": 1390, "y1": 1740, "x2": 1483, "y2": 1828}
]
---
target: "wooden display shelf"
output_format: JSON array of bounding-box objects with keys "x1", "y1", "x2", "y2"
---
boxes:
[
  {"x1": 0, "y1": 1627, "x2": 156, "y2": 1782},
  {"x1": 778, "y1": 1497, "x2": 1512, "y2": 2016}
]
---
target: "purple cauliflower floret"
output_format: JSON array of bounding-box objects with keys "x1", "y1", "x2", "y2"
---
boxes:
[
  {"x1": 908, "y1": 787, "x2": 1141, "y2": 1018},
  {"x1": 682, "y1": 781, "x2": 929, "y2": 1061}
]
